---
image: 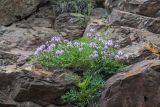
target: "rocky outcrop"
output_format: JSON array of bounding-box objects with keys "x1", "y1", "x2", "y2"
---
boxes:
[
  {"x1": 84, "y1": 18, "x2": 160, "y2": 64},
  {"x1": 0, "y1": 66, "x2": 74, "y2": 107},
  {"x1": 101, "y1": 60, "x2": 160, "y2": 107},
  {"x1": 54, "y1": 13, "x2": 86, "y2": 40},
  {"x1": 100, "y1": 0, "x2": 160, "y2": 64},
  {"x1": 105, "y1": 0, "x2": 160, "y2": 18},
  {"x1": 0, "y1": 6, "x2": 58, "y2": 67},
  {"x1": 109, "y1": 9, "x2": 160, "y2": 34},
  {"x1": 0, "y1": 0, "x2": 48, "y2": 26}
]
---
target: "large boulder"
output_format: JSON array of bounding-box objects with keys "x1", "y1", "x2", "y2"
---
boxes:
[
  {"x1": 100, "y1": 60, "x2": 160, "y2": 107},
  {"x1": 0, "y1": 66, "x2": 74, "y2": 106},
  {"x1": 0, "y1": 0, "x2": 48, "y2": 26},
  {"x1": 105, "y1": 0, "x2": 160, "y2": 17}
]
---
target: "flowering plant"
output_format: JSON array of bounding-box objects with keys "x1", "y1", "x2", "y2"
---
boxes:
[
  {"x1": 32, "y1": 32, "x2": 125, "y2": 75},
  {"x1": 32, "y1": 31, "x2": 126, "y2": 107}
]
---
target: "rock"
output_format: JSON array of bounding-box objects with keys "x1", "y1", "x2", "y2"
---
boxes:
[
  {"x1": 93, "y1": 8, "x2": 108, "y2": 18},
  {"x1": 0, "y1": 0, "x2": 48, "y2": 26},
  {"x1": 109, "y1": 9, "x2": 160, "y2": 34},
  {"x1": 105, "y1": 0, "x2": 160, "y2": 18},
  {"x1": 109, "y1": 26, "x2": 160, "y2": 64},
  {"x1": 0, "y1": 67, "x2": 74, "y2": 106},
  {"x1": 0, "y1": 26, "x2": 59, "y2": 66},
  {"x1": 15, "y1": 6, "x2": 55, "y2": 28},
  {"x1": 54, "y1": 13, "x2": 86, "y2": 40},
  {"x1": 0, "y1": 5, "x2": 59, "y2": 66},
  {"x1": 17, "y1": 102, "x2": 42, "y2": 107},
  {"x1": 0, "y1": 103, "x2": 16, "y2": 107},
  {"x1": 101, "y1": 60, "x2": 160, "y2": 107},
  {"x1": 84, "y1": 18, "x2": 109, "y2": 38},
  {"x1": 0, "y1": 25, "x2": 59, "y2": 51}
]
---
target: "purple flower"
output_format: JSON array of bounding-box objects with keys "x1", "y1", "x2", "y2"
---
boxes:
[
  {"x1": 50, "y1": 37, "x2": 61, "y2": 43},
  {"x1": 90, "y1": 28, "x2": 96, "y2": 33},
  {"x1": 55, "y1": 50, "x2": 64, "y2": 55},
  {"x1": 63, "y1": 39, "x2": 70, "y2": 44},
  {"x1": 95, "y1": 33, "x2": 101, "y2": 37},
  {"x1": 90, "y1": 53, "x2": 99, "y2": 60},
  {"x1": 89, "y1": 42, "x2": 97, "y2": 49},
  {"x1": 107, "y1": 40, "x2": 114, "y2": 47},
  {"x1": 104, "y1": 45, "x2": 109, "y2": 51},
  {"x1": 46, "y1": 44, "x2": 55, "y2": 52},
  {"x1": 117, "y1": 51, "x2": 123, "y2": 56},
  {"x1": 115, "y1": 55, "x2": 120, "y2": 59},
  {"x1": 114, "y1": 44, "x2": 119, "y2": 48},
  {"x1": 90, "y1": 51, "x2": 99, "y2": 60},
  {"x1": 109, "y1": 53, "x2": 115, "y2": 58},
  {"x1": 102, "y1": 32, "x2": 108, "y2": 37},
  {"x1": 86, "y1": 33, "x2": 92, "y2": 37},
  {"x1": 123, "y1": 54, "x2": 129, "y2": 59},
  {"x1": 34, "y1": 45, "x2": 46, "y2": 55}
]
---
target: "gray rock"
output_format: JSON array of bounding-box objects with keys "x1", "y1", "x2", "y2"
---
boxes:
[
  {"x1": 105, "y1": 0, "x2": 160, "y2": 18},
  {"x1": 54, "y1": 13, "x2": 86, "y2": 40},
  {"x1": 109, "y1": 9, "x2": 160, "y2": 34},
  {"x1": 0, "y1": 0, "x2": 48, "y2": 26}
]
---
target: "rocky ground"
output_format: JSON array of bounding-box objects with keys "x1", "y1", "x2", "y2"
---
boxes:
[{"x1": 0, "y1": 0, "x2": 160, "y2": 107}]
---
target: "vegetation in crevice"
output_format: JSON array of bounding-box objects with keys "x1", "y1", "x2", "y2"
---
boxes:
[{"x1": 32, "y1": 30, "x2": 127, "y2": 106}]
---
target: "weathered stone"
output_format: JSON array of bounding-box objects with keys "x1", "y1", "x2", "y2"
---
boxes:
[
  {"x1": 0, "y1": 69, "x2": 74, "y2": 106},
  {"x1": 54, "y1": 13, "x2": 86, "y2": 40},
  {"x1": 109, "y1": 9, "x2": 160, "y2": 34},
  {"x1": 105, "y1": 0, "x2": 160, "y2": 17},
  {"x1": 109, "y1": 26, "x2": 160, "y2": 64},
  {"x1": 93, "y1": 8, "x2": 108, "y2": 18},
  {"x1": 0, "y1": 0, "x2": 47, "y2": 26},
  {"x1": 0, "y1": 26, "x2": 59, "y2": 51},
  {"x1": 101, "y1": 60, "x2": 160, "y2": 107},
  {"x1": 15, "y1": 6, "x2": 55, "y2": 28}
]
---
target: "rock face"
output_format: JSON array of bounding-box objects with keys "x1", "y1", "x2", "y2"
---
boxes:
[
  {"x1": 0, "y1": 6, "x2": 58, "y2": 67},
  {"x1": 101, "y1": 60, "x2": 160, "y2": 107},
  {"x1": 109, "y1": 9, "x2": 160, "y2": 34},
  {"x1": 84, "y1": 18, "x2": 160, "y2": 64},
  {"x1": 105, "y1": 0, "x2": 160, "y2": 17},
  {"x1": 102, "y1": 0, "x2": 160, "y2": 64},
  {"x1": 54, "y1": 13, "x2": 86, "y2": 40},
  {"x1": 0, "y1": 68, "x2": 74, "y2": 107},
  {"x1": 0, "y1": 0, "x2": 48, "y2": 26}
]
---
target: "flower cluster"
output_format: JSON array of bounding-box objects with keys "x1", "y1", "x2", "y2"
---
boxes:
[{"x1": 34, "y1": 34, "x2": 124, "y2": 61}]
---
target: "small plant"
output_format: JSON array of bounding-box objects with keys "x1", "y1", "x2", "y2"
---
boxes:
[
  {"x1": 62, "y1": 73, "x2": 104, "y2": 107},
  {"x1": 49, "y1": 0, "x2": 94, "y2": 16}
]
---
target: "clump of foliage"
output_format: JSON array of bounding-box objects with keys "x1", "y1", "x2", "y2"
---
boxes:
[
  {"x1": 32, "y1": 29, "x2": 127, "y2": 107},
  {"x1": 62, "y1": 73, "x2": 104, "y2": 107},
  {"x1": 32, "y1": 35, "x2": 125, "y2": 76},
  {"x1": 49, "y1": 0, "x2": 94, "y2": 16}
]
